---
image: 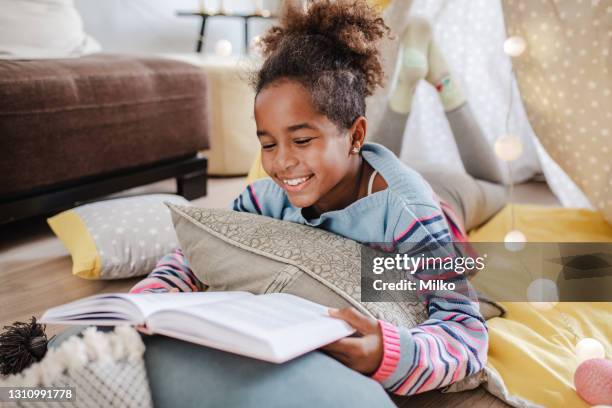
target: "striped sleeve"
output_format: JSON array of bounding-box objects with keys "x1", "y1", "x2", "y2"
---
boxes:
[
  {"x1": 370, "y1": 205, "x2": 488, "y2": 395},
  {"x1": 129, "y1": 249, "x2": 206, "y2": 294},
  {"x1": 228, "y1": 183, "x2": 263, "y2": 214},
  {"x1": 132, "y1": 183, "x2": 267, "y2": 294}
]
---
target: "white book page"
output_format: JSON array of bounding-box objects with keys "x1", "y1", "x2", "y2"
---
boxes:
[
  {"x1": 124, "y1": 291, "x2": 252, "y2": 318},
  {"x1": 41, "y1": 291, "x2": 252, "y2": 325},
  {"x1": 148, "y1": 293, "x2": 355, "y2": 362}
]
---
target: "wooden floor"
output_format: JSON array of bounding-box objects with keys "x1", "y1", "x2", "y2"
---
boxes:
[
  {"x1": 0, "y1": 177, "x2": 247, "y2": 338},
  {"x1": 0, "y1": 178, "x2": 557, "y2": 407}
]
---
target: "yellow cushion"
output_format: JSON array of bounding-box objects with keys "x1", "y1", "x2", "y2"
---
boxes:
[
  {"x1": 47, "y1": 194, "x2": 188, "y2": 280},
  {"x1": 469, "y1": 204, "x2": 612, "y2": 407},
  {"x1": 246, "y1": 150, "x2": 269, "y2": 183},
  {"x1": 367, "y1": 0, "x2": 391, "y2": 10},
  {"x1": 469, "y1": 204, "x2": 612, "y2": 243},
  {"x1": 48, "y1": 209, "x2": 101, "y2": 279}
]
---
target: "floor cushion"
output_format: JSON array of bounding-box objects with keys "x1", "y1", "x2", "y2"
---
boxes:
[
  {"x1": 48, "y1": 325, "x2": 395, "y2": 408},
  {"x1": 468, "y1": 204, "x2": 612, "y2": 408}
]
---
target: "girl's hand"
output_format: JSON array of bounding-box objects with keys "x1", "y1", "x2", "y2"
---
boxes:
[
  {"x1": 136, "y1": 288, "x2": 179, "y2": 334},
  {"x1": 321, "y1": 307, "x2": 384, "y2": 375}
]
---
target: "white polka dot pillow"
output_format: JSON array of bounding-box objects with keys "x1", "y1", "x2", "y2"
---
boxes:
[{"x1": 47, "y1": 194, "x2": 189, "y2": 279}]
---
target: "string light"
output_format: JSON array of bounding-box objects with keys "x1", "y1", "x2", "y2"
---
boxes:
[
  {"x1": 503, "y1": 36, "x2": 527, "y2": 57},
  {"x1": 253, "y1": 0, "x2": 263, "y2": 15},
  {"x1": 575, "y1": 338, "x2": 606, "y2": 364},
  {"x1": 526, "y1": 278, "x2": 558, "y2": 310},
  {"x1": 574, "y1": 358, "x2": 612, "y2": 405},
  {"x1": 250, "y1": 35, "x2": 263, "y2": 54},
  {"x1": 499, "y1": 34, "x2": 528, "y2": 251},
  {"x1": 504, "y1": 229, "x2": 526, "y2": 251},
  {"x1": 214, "y1": 39, "x2": 233, "y2": 56},
  {"x1": 494, "y1": 134, "x2": 523, "y2": 162}
]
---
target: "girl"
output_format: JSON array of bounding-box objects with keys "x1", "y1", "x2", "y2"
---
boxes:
[{"x1": 130, "y1": 0, "x2": 487, "y2": 396}]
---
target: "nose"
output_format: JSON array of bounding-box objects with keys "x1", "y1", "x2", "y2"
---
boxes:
[{"x1": 276, "y1": 144, "x2": 299, "y2": 171}]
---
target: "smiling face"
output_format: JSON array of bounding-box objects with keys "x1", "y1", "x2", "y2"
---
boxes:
[{"x1": 254, "y1": 79, "x2": 366, "y2": 213}]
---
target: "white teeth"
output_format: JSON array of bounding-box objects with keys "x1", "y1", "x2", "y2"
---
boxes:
[{"x1": 283, "y1": 176, "x2": 310, "y2": 186}]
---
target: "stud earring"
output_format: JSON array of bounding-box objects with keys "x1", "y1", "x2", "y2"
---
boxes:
[{"x1": 352, "y1": 144, "x2": 360, "y2": 154}]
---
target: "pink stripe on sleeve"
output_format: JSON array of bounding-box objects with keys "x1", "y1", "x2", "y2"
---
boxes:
[
  {"x1": 249, "y1": 183, "x2": 262, "y2": 212},
  {"x1": 370, "y1": 321, "x2": 401, "y2": 383},
  {"x1": 414, "y1": 334, "x2": 446, "y2": 393},
  {"x1": 129, "y1": 282, "x2": 170, "y2": 293},
  {"x1": 396, "y1": 335, "x2": 429, "y2": 394},
  {"x1": 393, "y1": 212, "x2": 443, "y2": 244}
]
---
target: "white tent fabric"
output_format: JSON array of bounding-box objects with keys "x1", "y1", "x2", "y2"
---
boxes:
[
  {"x1": 400, "y1": 0, "x2": 541, "y2": 182},
  {"x1": 377, "y1": 0, "x2": 591, "y2": 208}
]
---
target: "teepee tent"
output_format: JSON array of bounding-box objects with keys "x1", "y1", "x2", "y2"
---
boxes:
[{"x1": 367, "y1": 0, "x2": 610, "y2": 224}]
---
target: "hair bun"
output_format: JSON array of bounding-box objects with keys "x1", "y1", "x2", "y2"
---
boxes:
[{"x1": 260, "y1": 0, "x2": 390, "y2": 95}]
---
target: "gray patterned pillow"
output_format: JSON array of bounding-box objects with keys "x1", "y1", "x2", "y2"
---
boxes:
[
  {"x1": 168, "y1": 204, "x2": 428, "y2": 329},
  {"x1": 48, "y1": 194, "x2": 189, "y2": 279}
]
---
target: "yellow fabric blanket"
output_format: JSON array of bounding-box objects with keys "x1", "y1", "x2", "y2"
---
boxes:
[{"x1": 469, "y1": 205, "x2": 612, "y2": 407}]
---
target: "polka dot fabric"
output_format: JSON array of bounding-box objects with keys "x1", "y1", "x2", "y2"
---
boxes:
[
  {"x1": 75, "y1": 194, "x2": 189, "y2": 279},
  {"x1": 503, "y1": 0, "x2": 611, "y2": 222}
]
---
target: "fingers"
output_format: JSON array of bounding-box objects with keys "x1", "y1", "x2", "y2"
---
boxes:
[
  {"x1": 328, "y1": 307, "x2": 377, "y2": 334},
  {"x1": 322, "y1": 337, "x2": 364, "y2": 357},
  {"x1": 169, "y1": 288, "x2": 179, "y2": 293},
  {"x1": 135, "y1": 324, "x2": 152, "y2": 335},
  {"x1": 324, "y1": 349, "x2": 352, "y2": 366},
  {"x1": 322, "y1": 339, "x2": 355, "y2": 366},
  {"x1": 321, "y1": 336, "x2": 383, "y2": 374}
]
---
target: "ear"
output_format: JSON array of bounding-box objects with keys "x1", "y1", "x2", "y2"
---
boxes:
[{"x1": 348, "y1": 116, "x2": 367, "y2": 148}]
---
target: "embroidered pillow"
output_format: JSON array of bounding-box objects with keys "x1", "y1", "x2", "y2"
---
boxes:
[{"x1": 168, "y1": 204, "x2": 428, "y2": 328}]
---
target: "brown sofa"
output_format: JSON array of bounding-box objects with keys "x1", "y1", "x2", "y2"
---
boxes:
[{"x1": 0, "y1": 54, "x2": 210, "y2": 225}]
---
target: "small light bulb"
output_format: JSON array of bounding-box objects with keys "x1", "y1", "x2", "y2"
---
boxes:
[
  {"x1": 495, "y1": 134, "x2": 523, "y2": 162},
  {"x1": 504, "y1": 36, "x2": 527, "y2": 57},
  {"x1": 250, "y1": 35, "x2": 263, "y2": 53},
  {"x1": 527, "y1": 279, "x2": 558, "y2": 310},
  {"x1": 575, "y1": 338, "x2": 606, "y2": 364},
  {"x1": 214, "y1": 39, "x2": 233, "y2": 57},
  {"x1": 504, "y1": 230, "x2": 526, "y2": 252}
]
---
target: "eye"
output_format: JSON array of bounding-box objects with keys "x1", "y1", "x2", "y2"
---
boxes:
[
  {"x1": 294, "y1": 138, "x2": 313, "y2": 145},
  {"x1": 261, "y1": 143, "x2": 276, "y2": 150}
]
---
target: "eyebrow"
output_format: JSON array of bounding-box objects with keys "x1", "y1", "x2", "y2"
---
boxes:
[{"x1": 256, "y1": 122, "x2": 316, "y2": 137}]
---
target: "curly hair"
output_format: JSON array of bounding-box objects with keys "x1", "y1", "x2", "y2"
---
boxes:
[{"x1": 253, "y1": 0, "x2": 390, "y2": 129}]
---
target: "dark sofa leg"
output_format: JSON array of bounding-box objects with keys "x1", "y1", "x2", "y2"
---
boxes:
[{"x1": 177, "y1": 170, "x2": 207, "y2": 200}]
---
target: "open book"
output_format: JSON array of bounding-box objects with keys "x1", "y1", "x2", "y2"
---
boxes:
[{"x1": 40, "y1": 292, "x2": 355, "y2": 363}]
